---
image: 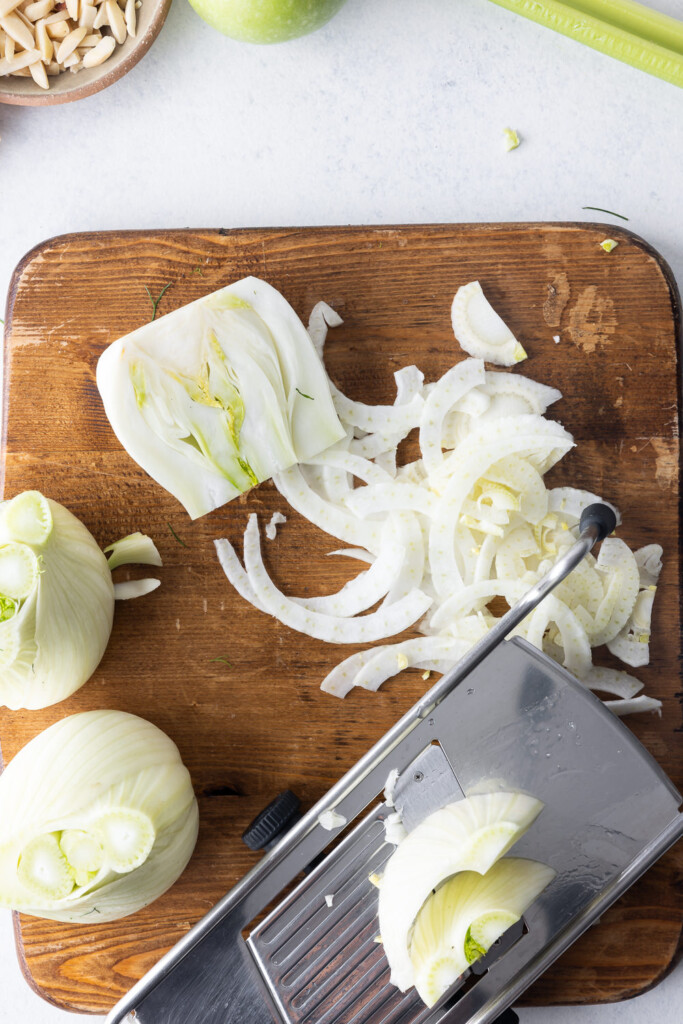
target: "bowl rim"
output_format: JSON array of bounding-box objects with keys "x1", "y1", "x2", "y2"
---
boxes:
[{"x1": 0, "y1": 0, "x2": 172, "y2": 107}]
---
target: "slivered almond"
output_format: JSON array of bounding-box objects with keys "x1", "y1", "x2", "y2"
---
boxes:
[
  {"x1": 91, "y1": 0, "x2": 105, "y2": 25},
  {"x1": 29, "y1": 57, "x2": 48, "y2": 86},
  {"x1": 65, "y1": 0, "x2": 77, "y2": 17},
  {"x1": 4, "y1": 30, "x2": 14, "y2": 55},
  {"x1": 79, "y1": 30, "x2": 99, "y2": 42},
  {"x1": 0, "y1": 0, "x2": 21, "y2": 18},
  {"x1": 104, "y1": 0, "x2": 123, "y2": 41},
  {"x1": 35, "y1": 17, "x2": 53, "y2": 59},
  {"x1": 55, "y1": 22, "x2": 85, "y2": 60},
  {"x1": 23, "y1": 0, "x2": 53, "y2": 18},
  {"x1": 78, "y1": 0, "x2": 94, "y2": 25},
  {"x1": 15, "y1": 6, "x2": 34, "y2": 28},
  {"x1": 46, "y1": 16, "x2": 68, "y2": 35},
  {"x1": 0, "y1": 11, "x2": 35, "y2": 48},
  {"x1": 43, "y1": 7, "x2": 68, "y2": 20},
  {"x1": 80, "y1": 29, "x2": 111, "y2": 64},
  {"x1": 45, "y1": 59, "x2": 59, "y2": 72},
  {"x1": 123, "y1": 0, "x2": 133, "y2": 36},
  {"x1": 0, "y1": 45, "x2": 39, "y2": 71}
]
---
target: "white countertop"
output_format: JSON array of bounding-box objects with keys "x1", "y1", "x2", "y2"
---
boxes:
[{"x1": 1, "y1": 0, "x2": 682, "y2": 1020}]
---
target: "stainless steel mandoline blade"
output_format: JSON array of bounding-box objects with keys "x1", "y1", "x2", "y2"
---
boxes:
[{"x1": 106, "y1": 508, "x2": 683, "y2": 1024}]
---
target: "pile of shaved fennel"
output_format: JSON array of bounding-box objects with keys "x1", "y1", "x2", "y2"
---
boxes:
[{"x1": 216, "y1": 285, "x2": 663, "y2": 717}]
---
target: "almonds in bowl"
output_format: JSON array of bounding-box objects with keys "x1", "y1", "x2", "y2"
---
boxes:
[{"x1": 0, "y1": 0, "x2": 170, "y2": 104}]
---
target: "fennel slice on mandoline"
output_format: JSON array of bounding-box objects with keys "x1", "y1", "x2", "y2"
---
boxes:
[
  {"x1": 409, "y1": 857, "x2": 556, "y2": 1006},
  {"x1": 0, "y1": 710, "x2": 198, "y2": 923},
  {"x1": 377, "y1": 792, "x2": 544, "y2": 991},
  {"x1": 97, "y1": 277, "x2": 346, "y2": 520}
]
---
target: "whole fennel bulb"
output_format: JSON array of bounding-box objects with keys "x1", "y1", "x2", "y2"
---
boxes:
[{"x1": 0, "y1": 710, "x2": 198, "y2": 922}]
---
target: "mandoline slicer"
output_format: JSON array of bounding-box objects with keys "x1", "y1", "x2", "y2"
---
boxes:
[{"x1": 106, "y1": 505, "x2": 683, "y2": 1024}]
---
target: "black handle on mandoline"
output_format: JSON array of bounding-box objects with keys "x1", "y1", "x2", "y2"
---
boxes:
[{"x1": 579, "y1": 502, "x2": 617, "y2": 543}]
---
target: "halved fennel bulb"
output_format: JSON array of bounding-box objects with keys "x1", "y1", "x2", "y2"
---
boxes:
[
  {"x1": 97, "y1": 277, "x2": 345, "y2": 519},
  {"x1": 451, "y1": 282, "x2": 527, "y2": 366},
  {"x1": 377, "y1": 792, "x2": 543, "y2": 991},
  {"x1": 0, "y1": 491, "x2": 162, "y2": 711},
  {"x1": 410, "y1": 858, "x2": 555, "y2": 1006},
  {"x1": 0, "y1": 491, "x2": 113, "y2": 711},
  {"x1": 0, "y1": 711, "x2": 198, "y2": 922}
]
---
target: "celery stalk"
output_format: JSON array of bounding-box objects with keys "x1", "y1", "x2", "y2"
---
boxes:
[{"x1": 488, "y1": 0, "x2": 683, "y2": 89}]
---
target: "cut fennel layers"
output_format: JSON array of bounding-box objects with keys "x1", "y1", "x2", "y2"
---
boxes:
[
  {"x1": 213, "y1": 297, "x2": 662, "y2": 717},
  {"x1": 409, "y1": 858, "x2": 555, "y2": 1006},
  {"x1": 0, "y1": 710, "x2": 198, "y2": 922},
  {"x1": 0, "y1": 491, "x2": 162, "y2": 711},
  {"x1": 376, "y1": 792, "x2": 544, "y2": 993},
  {"x1": 97, "y1": 277, "x2": 345, "y2": 520}
]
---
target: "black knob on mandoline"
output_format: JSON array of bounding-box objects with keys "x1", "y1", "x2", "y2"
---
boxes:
[
  {"x1": 242, "y1": 790, "x2": 301, "y2": 851},
  {"x1": 579, "y1": 502, "x2": 617, "y2": 543}
]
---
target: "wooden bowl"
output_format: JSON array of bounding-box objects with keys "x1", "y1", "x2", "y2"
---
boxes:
[{"x1": 0, "y1": 0, "x2": 171, "y2": 106}]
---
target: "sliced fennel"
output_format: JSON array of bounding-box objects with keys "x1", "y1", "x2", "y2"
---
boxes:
[
  {"x1": 113, "y1": 578, "x2": 161, "y2": 600},
  {"x1": 97, "y1": 277, "x2": 345, "y2": 520},
  {"x1": 377, "y1": 792, "x2": 543, "y2": 991},
  {"x1": 502, "y1": 128, "x2": 520, "y2": 151},
  {"x1": 105, "y1": 532, "x2": 162, "y2": 570},
  {"x1": 451, "y1": 282, "x2": 527, "y2": 366},
  {"x1": 410, "y1": 858, "x2": 555, "y2": 1006},
  {"x1": 213, "y1": 294, "x2": 662, "y2": 717},
  {"x1": 0, "y1": 710, "x2": 198, "y2": 922}
]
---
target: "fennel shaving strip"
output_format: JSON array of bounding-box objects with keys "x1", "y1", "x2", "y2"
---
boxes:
[{"x1": 214, "y1": 295, "x2": 663, "y2": 718}]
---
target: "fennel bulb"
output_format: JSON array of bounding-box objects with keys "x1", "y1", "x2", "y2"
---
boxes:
[
  {"x1": 409, "y1": 858, "x2": 555, "y2": 1006},
  {"x1": 97, "y1": 277, "x2": 345, "y2": 520},
  {"x1": 0, "y1": 492, "x2": 162, "y2": 711},
  {"x1": 0, "y1": 710, "x2": 198, "y2": 923},
  {"x1": 0, "y1": 491, "x2": 114, "y2": 711},
  {"x1": 377, "y1": 792, "x2": 544, "y2": 991}
]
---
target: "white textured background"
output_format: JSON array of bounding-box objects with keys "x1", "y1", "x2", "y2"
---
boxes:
[{"x1": 1, "y1": 0, "x2": 682, "y2": 1021}]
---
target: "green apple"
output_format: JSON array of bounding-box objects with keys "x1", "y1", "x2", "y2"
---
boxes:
[{"x1": 187, "y1": 0, "x2": 349, "y2": 43}]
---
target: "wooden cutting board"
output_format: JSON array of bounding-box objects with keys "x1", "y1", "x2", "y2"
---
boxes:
[{"x1": 1, "y1": 224, "x2": 681, "y2": 1015}]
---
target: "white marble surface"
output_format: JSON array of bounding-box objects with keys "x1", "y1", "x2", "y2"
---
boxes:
[{"x1": 1, "y1": 0, "x2": 682, "y2": 1021}]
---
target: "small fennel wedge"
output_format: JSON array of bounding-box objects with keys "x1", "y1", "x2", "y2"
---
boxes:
[
  {"x1": 409, "y1": 858, "x2": 555, "y2": 1006},
  {"x1": 97, "y1": 277, "x2": 345, "y2": 519},
  {"x1": 451, "y1": 282, "x2": 527, "y2": 366},
  {"x1": 377, "y1": 792, "x2": 543, "y2": 991},
  {"x1": 0, "y1": 711, "x2": 198, "y2": 923},
  {"x1": 0, "y1": 491, "x2": 162, "y2": 711}
]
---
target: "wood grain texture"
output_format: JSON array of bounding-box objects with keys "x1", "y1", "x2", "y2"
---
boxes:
[{"x1": 1, "y1": 224, "x2": 681, "y2": 1014}]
